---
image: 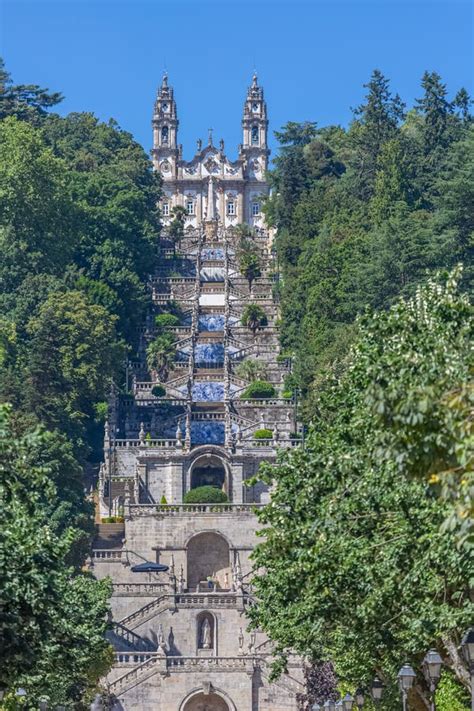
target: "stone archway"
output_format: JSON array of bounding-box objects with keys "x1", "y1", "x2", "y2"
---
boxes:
[
  {"x1": 182, "y1": 693, "x2": 230, "y2": 711},
  {"x1": 189, "y1": 453, "x2": 228, "y2": 494},
  {"x1": 186, "y1": 531, "x2": 230, "y2": 590}
]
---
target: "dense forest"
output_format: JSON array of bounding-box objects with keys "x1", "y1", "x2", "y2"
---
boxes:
[
  {"x1": 0, "y1": 59, "x2": 161, "y2": 705},
  {"x1": 251, "y1": 71, "x2": 473, "y2": 710},
  {"x1": 0, "y1": 59, "x2": 472, "y2": 710}
]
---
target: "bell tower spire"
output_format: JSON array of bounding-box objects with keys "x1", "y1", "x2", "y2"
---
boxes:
[
  {"x1": 241, "y1": 72, "x2": 269, "y2": 171},
  {"x1": 152, "y1": 72, "x2": 179, "y2": 172}
]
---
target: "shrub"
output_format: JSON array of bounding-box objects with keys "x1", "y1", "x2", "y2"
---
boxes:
[
  {"x1": 152, "y1": 384, "x2": 166, "y2": 397},
  {"x1": 241, "y1": 380, "x2": 276, "y2": 399},
  {"x1": 253, "y1": 429, "x2": 273, "y2": 440},
  {"x1": 155, "y1": 313, "x2": 180, "y2": 333},
  {"x1": 100, "y1": 516, "x2": 124, "y2": 523},
  {"x1": 183, "y1": 486, "x2": 229, "y2": 504},
  {"x1": 160, "y1": 495, "x2": 168, "y2": 504}
]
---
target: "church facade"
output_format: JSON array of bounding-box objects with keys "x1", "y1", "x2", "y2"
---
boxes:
[
  {"x1": 152, "y1": 73, "x2": 269, "y2": 230},
  {"x1": 91, "y1": 75, "x2": 303, "y2": 711}
]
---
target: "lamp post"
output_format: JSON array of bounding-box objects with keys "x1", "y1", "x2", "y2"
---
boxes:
[
  {"x1": 461, "y1": 627, "x2": 474, "y2": 711},
  {"x1": 90, "y1": 694, "x2": 103, "y2": 711},
  {"x1": 342, "y1": 693, "x2": 354, "y2": 711},
  {"x1": 354, "y1": 688, "x2": 365, "y2": 710},
  {"x1": 15, "y1": 689, "x2": 27, "y2": 703},
  {"x1": 311, "y1": 705, "x2": 321, "y2": 711},
  {"x1": 397, "y1": 664, "x2": 416, "y2": 711},
  {"x1": 423, "y1": 648, "x2": 443, "y2": 711},
  {"x1": 371, "y1": 677, "x2": 384, "y2": 705},
  {"x1": 323, "y1": 701, "x2": 336, "y2": 711}
]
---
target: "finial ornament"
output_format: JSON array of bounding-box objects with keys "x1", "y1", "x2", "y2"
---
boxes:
[
  {"x1": 162, "y1": 71, "x2": 168, "y2": 88},
  {"x1": 252, "y1": 72, "x2": 258, "y2": 88},
  {"x1": 208, "y1": 127, "x2": 213, "y2": 145}
]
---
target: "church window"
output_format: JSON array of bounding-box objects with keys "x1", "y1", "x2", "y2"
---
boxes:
[
  {"x1": 251, "y1": 125, "x2": 259, "y2": 144},
  {"x1": 227, "y1": 200, "x2": 235, "y2": 216},
  {"x1": 186, "y1": 199, "x2": 195, "y2": 215},
  {"x1": 252, "y1": 201, "x2": 260, "y2": 216},
  {"x1": 161, "y1": 126, "x2": 169, "y2": 144},
  {"x1": 162, "y1": 202, "x2": 169, "y2": 217}
]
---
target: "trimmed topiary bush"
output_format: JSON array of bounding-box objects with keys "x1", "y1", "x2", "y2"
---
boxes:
[
  {"x1": 152, "y1": 384, "x2": 166, "y2": 397},
  {"x1": 155, "y1": 313, "x2": 180, "y2": 333},
  {"x1": 253, "y1": 428, "x2": 273, "y2": 440},
  {"x1": 183, "y1": 486, "x2": 229, "y2": 504},
  {"x1": 101, "y1": 516, "x2": 125, "y2": 523},
  {"x1": 240, "y1": 380, "x2": 276, "y2": 399}
]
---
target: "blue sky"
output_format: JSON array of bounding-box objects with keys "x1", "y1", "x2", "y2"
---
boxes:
[{"x1": 1, "y1": 0, "x2": 472, "y2": 161}]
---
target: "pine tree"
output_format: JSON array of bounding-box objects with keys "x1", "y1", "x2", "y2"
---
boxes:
[{"x1": 350, "y1": 69, "x2": 406, "y2": 197}]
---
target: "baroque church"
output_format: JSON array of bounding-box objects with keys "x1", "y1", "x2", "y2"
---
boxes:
[{"x1": 91, "y1": 73, "x2": 303, "y2": 710}]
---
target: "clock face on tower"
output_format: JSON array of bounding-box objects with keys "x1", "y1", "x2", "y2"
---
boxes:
[
  {"x1": 162, "y1": 102, "x2": 169, "y2": 112},
  {"x1": 252, "y1": 102, "x2": 259, "y2": 112}
]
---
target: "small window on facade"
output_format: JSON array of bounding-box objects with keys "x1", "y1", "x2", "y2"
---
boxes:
[
  {"x1": 161, "y1": 126, "x2": 169, "y2": 144},
  {"x1": 251, "y1": 126, "x2": 259, "y2": 144},
  {"x1": 162, "y1": 202, "x2": 169, "y2": 217},
  {"x1": 186, "y1": 200, "x2": 194, "y2": 215},
  {"x1": 227, "y1": 200, "x2": 235, "y2": 216},
  {"x1": 252, "y1": 202, "x2": 260, "y2": 216}
]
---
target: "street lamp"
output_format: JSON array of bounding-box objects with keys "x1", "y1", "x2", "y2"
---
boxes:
[
  {"x1": 397, "y1": 664, "x2": 416, "y2": 711},
  {"x1": 323, "y1": 702, "x2": 336, "y2": 711},
  {"x1": 342, "y1": 693, "x2": 353, "y2": 711},
  {"x1": 90, "y1": 694, "x2": 103, "y2": 711},
  {"x1": 423, "y1": 648, "x2": 443, "y2": 711},
  {"x1": 311, "y1": 705, "x2": 321, "y2": 711},
  {"x1": 461, "y1": 627, "x2": 474, "y2": 711},
  {"x1": 39, "y1": 697, "x2": 49, "y2": 711},
  {"x1": 370, "y1": 677, "x2": 384, "y2": 704},
  {"x1": 354, "y1": 688, "x2": 365, "y2": 710}
]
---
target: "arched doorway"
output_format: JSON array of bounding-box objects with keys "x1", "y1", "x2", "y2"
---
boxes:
[
  {"x1": 182, "y1": 693, "x2": 230, "y2": 711},
  {"x1": 190, "y1": 454, "x2": 228, "y2": 493},
  {"x1": 186, "y1": 531, "x2": 230, "y2": 590}
]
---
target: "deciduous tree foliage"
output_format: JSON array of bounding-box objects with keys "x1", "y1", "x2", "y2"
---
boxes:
[
  {"x1": 267, "y1": 70, "x2": 472, "y2": 408},
  {"x1": 0, "y1": 61, "x2": 161, "y2": 703},
  {"x1": 250, "y1": 273, "x2": 473, "y2": 709},
  {"x1": 0, "y1": 404, "x2": 112, "y2": 705}
]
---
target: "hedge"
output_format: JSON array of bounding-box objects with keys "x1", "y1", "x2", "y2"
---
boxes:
[
  {"x1": 240, "y1": 380, "x2": 276, "y2": 399},
  {"x1": 183, "y1": 486, "x2": 229, "y2": 504}
]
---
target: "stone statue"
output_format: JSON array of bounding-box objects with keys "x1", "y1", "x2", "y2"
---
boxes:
[{"x1": 200, "y1": 618, "x2": 212, "y2": 649}]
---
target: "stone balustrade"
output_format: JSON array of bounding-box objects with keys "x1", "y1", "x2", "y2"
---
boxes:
[
  {"x1": 91, "y1": 549, "x2": 123, "y2": 561},
  {"x1": 112, "y1": 438, "x2": 178, "y2": 448},
  {"x1": 129, "y1": 503, "x2": 262, "y2": 516},
  {"x1": 112, "y1": 582, "x2": 170, "y2": 596}
]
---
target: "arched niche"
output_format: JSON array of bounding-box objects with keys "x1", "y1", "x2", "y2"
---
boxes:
[
  {"x1": 186, "y1": 531, "x2": 230, "y2": 590},
  {"x1": 181, "y1": 690, "x2": 233, "y2": 711},
  {"x1": 189, "y1": 453, "x2": 229, "y2": 494},
  {"x1": 196, "y1": 611, "x2": 216, "y2": 654}
]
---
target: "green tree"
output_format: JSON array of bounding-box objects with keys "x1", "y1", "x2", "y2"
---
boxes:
[
  {"x1": 350, "y1": 69, "x2": 405, "y2": 197},
  {"x1": 241, "y1": 304, "x2": 268, "y2": 336},
  {"x1": 0, "y1": 404, "x2": 112, "y2": 704},
  {"x1": 24, "y1": 290, "x2": 123, "y2": 445},
  {"x1": 146, "y1": 332, "x2": 175, "y2": 382},
  {"x1": 237, "y1": 241, "x2": 262, "y2": 291},
  {"x1": 249, "y1": 273, "x2": 473, "y2": 708},
  {"x1": 168, "y1": 205, "x2": 187, "y2": 252},
  {"x1": 235, "y1": 357, "x2": 267, "y2": 382},
  {"x1": 0, "y1": 57, "x2": 62, "y2": 124},
  {"x1": 0, "y1": 117, "x2": 77, "y2": 291}
]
